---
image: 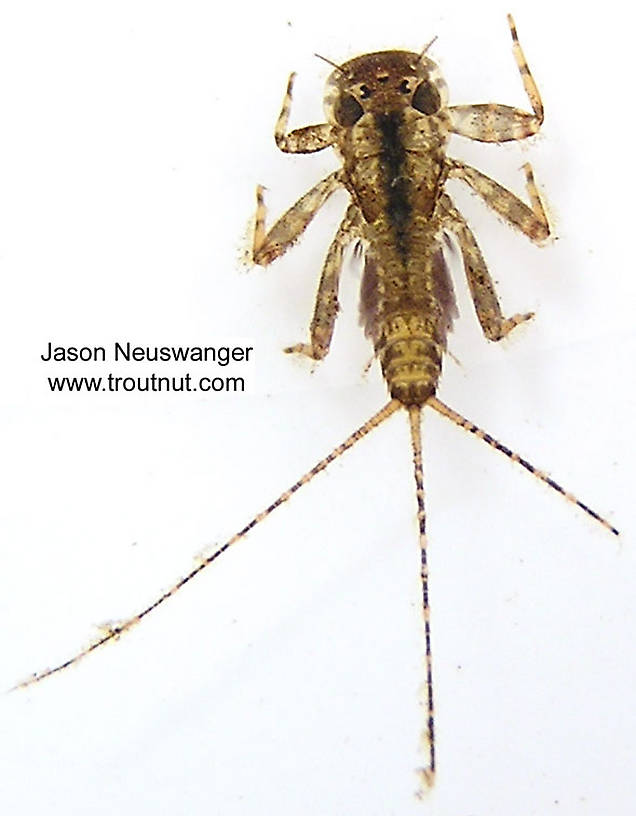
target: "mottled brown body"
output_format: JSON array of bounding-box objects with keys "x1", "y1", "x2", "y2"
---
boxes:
[
  {"x1": 249, "y1": 17, "x2": 616, "y2": 786},
  {"x1": 252, "y1": 24, "x2": 552, "y2": 408},
  {"x1": 16, "y1": 17, "x2": 618, "y2": 798},
  {"x1": 327, "y1": 51, "x2": 454, "y2": 404}
]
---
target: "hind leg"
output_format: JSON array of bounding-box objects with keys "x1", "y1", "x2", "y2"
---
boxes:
[
  {"x1": 285, "y1": 204, "x2": 361, "y2": 360},
  {"x1": 440, "y1": 195, "x2": 533, "y2": 341}
]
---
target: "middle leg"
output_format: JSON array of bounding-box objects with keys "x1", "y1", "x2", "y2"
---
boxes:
[
  {"x1": 447, "y1": 158, "x2": 550, "y2": 242},
  {"x1": 253, "y1": 171, "x2": 344, "y2": 266}
]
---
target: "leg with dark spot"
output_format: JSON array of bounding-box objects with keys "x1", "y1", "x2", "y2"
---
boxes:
[
  {"x1": 448, "y1": 15, "x2": 544, "y2": 143},
  {"x1": 285, "y1": 204, "x2": 361, "y2": 360},
  {"x1": 439, "y1": 195, "x2": 534, "y2": 342},
  {"x1": 274, "y1": 73, "x2": 335, "y2": 154},
  {"x1": 447, "y1": 159, "x2": 550, "y2": 242},
  {"x1": 253, "y1": 172, "x2": 343, "y2": 266}
]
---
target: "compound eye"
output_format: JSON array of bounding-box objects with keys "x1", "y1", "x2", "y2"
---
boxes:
[
  {"x1": 335, "y1": 93, "x2": 364, "y2": 126},
  {"x1": 412, "y1": 81, "x2": 441, "y2": 114}
]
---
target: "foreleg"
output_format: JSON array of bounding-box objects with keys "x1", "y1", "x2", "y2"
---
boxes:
[
  {"x1": 274, "y1": 73, "x2": 334, "y2": 153},
  {"x1": 449, "y1": 15, "x2": 543, "y2": 143}
]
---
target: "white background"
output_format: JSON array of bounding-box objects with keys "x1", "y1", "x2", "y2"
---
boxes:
[{"x1": 1, "y1": 1, "x2": 634, "y2": 814}]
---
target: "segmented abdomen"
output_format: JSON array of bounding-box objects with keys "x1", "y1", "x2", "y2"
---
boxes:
[
  {"x1": 345, "y1": 107, "x2": 455, "y2": 406},
  {"x1": 360, "y1": 236, "x2": 456, "y2": 406}
]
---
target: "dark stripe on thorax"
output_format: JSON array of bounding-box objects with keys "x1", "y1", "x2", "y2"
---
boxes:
[{"x1": 376, "y1": 111, "x2": 411, "y2": 254}]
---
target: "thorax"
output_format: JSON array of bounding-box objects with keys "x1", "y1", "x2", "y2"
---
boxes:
[{"x1": 335, "y1": 107, "x2": 450, "y2": 256}]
